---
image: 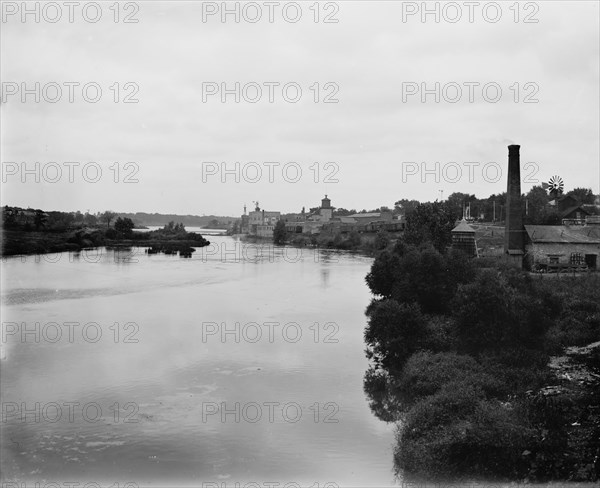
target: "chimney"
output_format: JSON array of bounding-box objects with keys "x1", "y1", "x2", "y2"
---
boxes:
[{"x1": 504, "y1": 145, "x2": 525, "y2": 259}]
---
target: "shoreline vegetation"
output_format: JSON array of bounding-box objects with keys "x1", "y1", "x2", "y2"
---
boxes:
[
  {"x1": 239, "y1": 227, "x2": 396, "y2": 256},
  {"x1": 1, "y1": 221, "x2": 210, "y2": 258},
  {"x1": 363, "y1": 202, "x2": 599, "y2": 483}
]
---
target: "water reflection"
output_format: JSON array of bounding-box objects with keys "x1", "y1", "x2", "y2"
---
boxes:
[{"x1": 1, "y1": 237, "x2": 397, "y2": 486}]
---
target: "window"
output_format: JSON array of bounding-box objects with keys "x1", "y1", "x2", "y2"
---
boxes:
[
  {"x1": 570, "y1": 252, "x2": 584, "y2": 265},
  {"x1": 549, "y1": 256, "x2": 559, "y2": 264}
]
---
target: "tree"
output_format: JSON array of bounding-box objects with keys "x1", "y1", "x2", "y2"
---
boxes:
[
  {"x1": 161, "y1": 221, "x2": 186, "y2": 236},
  {"x1": 114, "y1": 217, "x2": 135, "y2": 237},
  {"x1": 101, "y1": 211, "x2": 117, "y2": 229},
  {"x1": 482, "y1": 193, "x2": 506, "y2": 222},
  {"x1": 273, "y1": 219, "x2": 287, "y2": 244},
  {"x1": 34, "y1": 209, "x2": 47, "y2": 230},
  {"x1": 2, "y1": 206, "x2": 18, "y2": 228},
  {"x1": 445, "y1": 192, "x2": 476, "y2": 220},
  {"x1": 348, "y1": 230, "x2": 362, "y2": 247},
  {"x1": 451, "y1": 269, "x2": 546, "y2": 352},
  {"x1": 366, "y1": 245, "x2": 476, "y2": 315},
  {"x1": 565, "y1": 187, "x2": 595, "y2": 205},
  {"x1": 524, "y1": 186, "x2": 550, "y2": 224},
  {"x1": 373, "y1": 230, "x2": 390, "y2": 250},
  {"x1": 394, "y1": 199, "x2": 420, "y2": 218},
  {"x1": 364, "y1": 300, "x2": 427, "y2": 371},
  {"x1": 334, "y1": 208, "x2": 356, "y2": 216},
  {"x1": 83, "y1": 212, "x2": 98, "y2": 226},
  {"x1": 403, "y1": 202, "x2": 455, "y2": 253},
  {"x1": 47, "y1": 211, "x2": 75, "y2": 231}
]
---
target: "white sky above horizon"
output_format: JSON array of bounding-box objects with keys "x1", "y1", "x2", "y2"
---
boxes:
[{"x1": 1, "y1": 0, "x2": 599, "y2": 217}]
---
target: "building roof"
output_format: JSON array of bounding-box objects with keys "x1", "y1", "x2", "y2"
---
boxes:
[
  {"x1": 582, "y1": 204, "x2": 600, "y2": 216},
  {"x1": 560, "y1": 205, "x2": 590, "y2": 218},
  {"x1": 452, "y1": 219, "x2": 476, "y2": 233},
  {"x1": 349, "y1": 213, "x2": 381, "y2": 218},
  {"x1": 525, "y1": 225, "x2": 600, "y2": 244}
]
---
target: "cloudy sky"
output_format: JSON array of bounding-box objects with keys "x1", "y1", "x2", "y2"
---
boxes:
[{"x1": 1, "y1": 0, "x2": 599, "y2": 217}]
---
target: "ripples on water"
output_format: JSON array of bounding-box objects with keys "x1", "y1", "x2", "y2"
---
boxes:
[{"x1": 1, "y1": 237, "x2": 397, "y2": 486}]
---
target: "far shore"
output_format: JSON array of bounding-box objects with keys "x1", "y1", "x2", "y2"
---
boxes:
[{"x1": 0, "y1": 229, "x2": 211, "y2": 257}]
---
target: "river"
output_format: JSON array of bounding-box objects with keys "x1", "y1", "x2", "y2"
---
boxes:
[{"x1": 0, "y1": 235, "x2": 397, "y2": 487}]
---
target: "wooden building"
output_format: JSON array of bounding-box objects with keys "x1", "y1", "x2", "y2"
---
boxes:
[{"x1": 524, "y1": 225, "x2": 600, "y2": 271}]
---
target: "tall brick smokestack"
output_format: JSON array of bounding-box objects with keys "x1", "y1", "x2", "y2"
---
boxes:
[{"x1": 504, "y1": 144, "x2": 524, "y2": 257}]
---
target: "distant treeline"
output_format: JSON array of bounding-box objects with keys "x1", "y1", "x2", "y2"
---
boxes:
[
  {"x1": 0, "y1": 206, "x2": 237, "y2": 232},
  {"x1": 116, "y1": 212, "x2": 236, "y2": 227}
]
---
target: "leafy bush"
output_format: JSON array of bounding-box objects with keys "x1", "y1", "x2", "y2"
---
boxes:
[
  {"x1": 366, "y1": 245, "x2": 476, "y2": 314},
  {"x1": 365, "y1": 249, "x2": 402, "y2": 298},
  {"x1": 363, "y1": 225, "x2": 600, "y2": 481},
  {"x1": 373, "y1": 230, "x2": 390, "y2": 250},
  {"x1": 421, "y1": 315, "x2": 458, "y2": 352},
  {"x1": 364, "y1": 300, "x2": 426, "y2": 371},
  {"x1": 397, "y1": 351, "x2": 503, "y2": 404},
  {"x1": 452, "y1": 269, "x2": 548, "y2": 353},
  {"x1": 397, "y1": 383, "x2": 534, "y2": 479},
  {"x1": 545, "y1": 297, "x2": 600, "y2": 351},
  {"x1": 478, "y1": 348, "x2": 551, "y2": 396},
  {"x1": 402, "y1": 201, "x2": 455, "y2": 253}
]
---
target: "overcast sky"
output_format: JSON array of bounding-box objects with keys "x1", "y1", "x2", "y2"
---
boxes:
[{"x1": 1, "y1": 0, "x2": 599, "y2": 216}]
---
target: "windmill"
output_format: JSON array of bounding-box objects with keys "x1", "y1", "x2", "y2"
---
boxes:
[{"x1": 547, "y1": 175, "x2": 564, "y2": 199}]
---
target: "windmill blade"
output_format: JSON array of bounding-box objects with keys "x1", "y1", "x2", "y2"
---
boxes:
[{"x1": 548, "y1": 175, "x2": 565, "y2": 195}]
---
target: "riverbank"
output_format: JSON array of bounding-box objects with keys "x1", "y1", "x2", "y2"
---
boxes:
[
  {"x1": 239, "y1": 229, "x2": 398, "y2": 255},
  {"x1": 1, "y1": 228, "x2": 211, "y2": 257},
  {"x1": 541, "y1": 341, "x2": 600, "y2": 481},
  {"x1": 363, "y1": 242, "x2": 600, "y2": 482}
]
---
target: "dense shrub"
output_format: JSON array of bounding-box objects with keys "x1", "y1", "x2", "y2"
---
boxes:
[
  {"x1": 364, "y1": 238, "x2": 600, "y2": 481},
  {"x1": 366, "y1": 245, "x2": 477, "y2": 314},
  {"x1": 478, "y1": 348, "x2": 552, "y2": 396},
  {"x1": 373, "y1": 230, "x2": 390, "y2": 250},
  {"x1": 397, "y1": 351, "x2": 503, "y2": 404},
  {"x1": 364, "y1": 299, "x2": 426, "y2": 371},
  {"x1": 421, "y1": 315, "x2": 458, "y2": 352},
  {"x1": 544, "y1": 297, "x2": 600, "y2": 351},
  {"x1": 452, "y1": 269, "x2": 549, "y2": 352},
  {"x1": 397, "y1": 384, "x2": 534, "y2": 479},
  {"x1": 365, "y1": 249, "x2": 402, "y2": 298}
]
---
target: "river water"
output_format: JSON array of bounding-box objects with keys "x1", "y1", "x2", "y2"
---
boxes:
[{"x1": 1, "y1": 236, "x2": 397, "y2": 487}]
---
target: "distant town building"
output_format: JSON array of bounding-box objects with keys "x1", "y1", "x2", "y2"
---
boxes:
[
  {"x1": 246, "y1": 202, "x2": 281, "y2": 238},
  {"x1": 239, "y1": 195, "x2": 405, "y2": 238},
  {"x1": 348, "y1": 211, "x2": 393, "y2": 225}
]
